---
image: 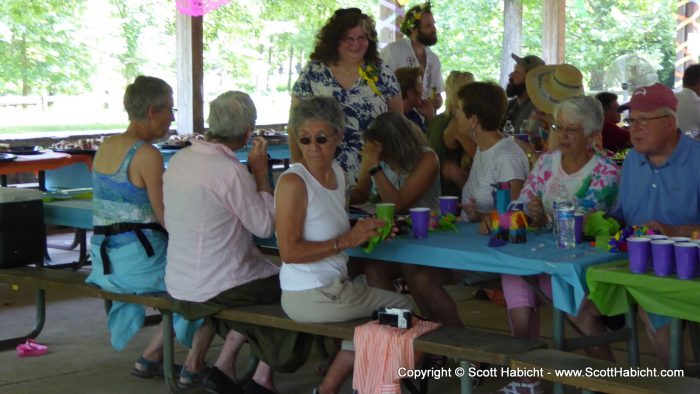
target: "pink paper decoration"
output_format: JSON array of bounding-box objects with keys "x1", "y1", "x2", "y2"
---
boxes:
[{"x1": 175, "y1": 0, "x2": 231, "y2": 17}]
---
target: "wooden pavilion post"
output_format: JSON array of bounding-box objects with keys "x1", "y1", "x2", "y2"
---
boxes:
[
  {"x1": 378, "y1": 0, "x2": 404, "y2": 49},
  {"x1": 176, "y1": 14, "x2": 204, "y2": 134},
  {"x1": 501, "y1": 0, "x2": 524, "y2": 87},
  {"x1": 675, "y1": 0, "x2": 699, "y2": 89},
  {"x1": 542, "y1": 0, "x2": 565, "y2": 65}
]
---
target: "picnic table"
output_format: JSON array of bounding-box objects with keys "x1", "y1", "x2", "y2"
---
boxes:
[
  {"x1": 588, "y1": 261, "x2": 700, "y2": 369},
  {"x1": 0, "y1": 151, "x2": 92, "y2": 189},
  {"x1": 262, "y1": 221, "x2": 628, "y2": 360}
]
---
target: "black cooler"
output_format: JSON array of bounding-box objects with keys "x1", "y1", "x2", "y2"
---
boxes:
[{"x1": 0, "y1": 188, "x2": 45, "y2": 268}]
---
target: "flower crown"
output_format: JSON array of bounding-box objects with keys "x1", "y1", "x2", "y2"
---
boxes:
[{"x1": 400, "y1": 2, "x2": 432, "y2": 36}]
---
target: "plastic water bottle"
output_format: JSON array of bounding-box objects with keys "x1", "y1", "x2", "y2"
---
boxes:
[{"x1": 553, "y1": 196, "x2": 576, "y2": 249}]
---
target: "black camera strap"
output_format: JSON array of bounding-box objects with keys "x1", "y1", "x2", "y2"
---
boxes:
[{"x1": 93, "y1": 222, "x2": 168, "y2": 275}]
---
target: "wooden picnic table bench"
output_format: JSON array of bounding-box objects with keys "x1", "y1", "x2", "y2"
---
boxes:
[{"x1": 0, "y1": 266, "x2": 546, "y2": 394}]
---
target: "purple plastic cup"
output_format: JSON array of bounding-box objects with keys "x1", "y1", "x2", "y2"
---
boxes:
[
  {"x1": 675, "y1": 243, "x2": 698, "y2": 280},
  {"x1": 627, "y1": 237, "x2": 651, "y2": 274},
  {"x1": 669, "y1": 237, "x2": 691, "y2": 243},
  {"x1": 438, "y1": 196, "x2": 459, "y2": 216},
  {"x1": 514, "y1": 134, "x2": 531, "y2": 143},
  {"x1": 409, "y1": 207, "x2": 430, "y2": 239},
  {"x1": 651, "y1": 240, "x2": 675, "y2": 276},
  {"x1": 574, "y1": 213, "x2": 584, "y2": 244}
]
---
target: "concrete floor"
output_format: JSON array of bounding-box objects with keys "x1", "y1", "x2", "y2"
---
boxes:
[{"x1": 0, "y1": 230, "x2": 688, "y2": 394}]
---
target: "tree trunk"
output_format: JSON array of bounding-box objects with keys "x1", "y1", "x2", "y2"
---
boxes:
[
  {"x1": 266, "y1": 46, "x2": 272, "y2": 92},
  {"x1": 287, "y1": 46, "x2": 294, "y2": 93},
  {"x1": 20, "y1": 34, "x2": 29, "y2": 96},
  {"x1": 501, "y1": 0, "x2": 523, "y2": 88}
]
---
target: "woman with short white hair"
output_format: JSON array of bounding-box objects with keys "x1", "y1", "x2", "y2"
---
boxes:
[
  {"x1": 498, "y1": 94, "x2": 621, "y2": 394},
  {"x1": 86, "y1": 75, "x2": 201, "y2": 378},
  {"x1": 165, "y1": 91, "x2": 310, "y2": 393}
]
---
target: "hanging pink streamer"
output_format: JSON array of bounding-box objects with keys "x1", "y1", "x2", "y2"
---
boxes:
[{"x1": 175, "y1": 0, "x2": 231, "y2": 17}]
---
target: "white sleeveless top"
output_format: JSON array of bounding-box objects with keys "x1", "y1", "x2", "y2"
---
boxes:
[{"x1": 277, "y1": 162, "x2": 351, "y2": 291}]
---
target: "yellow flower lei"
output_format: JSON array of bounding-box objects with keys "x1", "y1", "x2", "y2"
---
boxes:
[{"x1": 358, "y1": 64, "x2": 381, "y2": 96}]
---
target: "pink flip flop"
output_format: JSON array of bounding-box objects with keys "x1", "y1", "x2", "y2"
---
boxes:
[{"x1": 16, "y1": 339, "x2": 48, "y2": 357}]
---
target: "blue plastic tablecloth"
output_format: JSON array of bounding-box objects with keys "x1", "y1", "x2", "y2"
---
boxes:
[{"x1": 346, "y1": 222, "x2": 622, "y2": 315}]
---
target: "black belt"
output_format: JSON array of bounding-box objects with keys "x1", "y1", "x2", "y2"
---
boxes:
[{"x1": 93, "y1": 222, "x2": 168, "y2": 275}]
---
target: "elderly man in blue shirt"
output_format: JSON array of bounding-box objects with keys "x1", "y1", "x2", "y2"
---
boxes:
[{"x1": 611, "y1": 83, "x2": 700, "y2": 368}]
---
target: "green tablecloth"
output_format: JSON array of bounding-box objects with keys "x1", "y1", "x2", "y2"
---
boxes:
[{"x1": 587, "y1": 261, "x2": 700, "y2": 323}]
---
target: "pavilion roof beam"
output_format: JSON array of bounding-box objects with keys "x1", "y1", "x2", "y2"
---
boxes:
[
  {"x1": 501, "y1": 0, "x2": 524, "y2": 88},
  {"x1": 176, "y1": 14, "x2": 204, "y2": 134},
  {"x1": 542, "y1": 0, "x2": 566, "y2": 65}
]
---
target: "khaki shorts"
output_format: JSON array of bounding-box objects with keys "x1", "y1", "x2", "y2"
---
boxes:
[{"x1": 281, "y1": 276, "x2": 414, "y2": 323}]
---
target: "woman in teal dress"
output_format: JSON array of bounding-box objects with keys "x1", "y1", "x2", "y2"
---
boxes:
[{"x1": 86, "y1": 76, "x2": 200, "y2": 377}]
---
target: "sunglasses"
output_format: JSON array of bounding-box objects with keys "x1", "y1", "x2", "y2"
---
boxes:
[{"x1": 298, "y1": 135, "x2": 331, "y2": 145}]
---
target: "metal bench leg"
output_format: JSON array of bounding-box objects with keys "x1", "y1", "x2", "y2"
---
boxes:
[
  {"x1": 670, "y1": 318, "x2": 683, "y2": 370},
  {"x1": 161, "y1": 310, "x2": 183, "y2": 394},
  {"x1": 551, "y1": 308, "x2": 566, "y2": 394},
  {"x1": 689, "y1": 322, "x2": 700, "y2": 362},
  {"x1": 0, "y1": 289, "x2": 46, "y2": 350},
  {"x1": 625, "y1": 307, "x2": 639, "y2": 367},
  {"x1": 47, "y1": 228, "x2": 82, "y2": 251},
  {"x1": 74, "y1": 229, "x2": 89, "y2": 269},
  {"x1": 552, "y1": 307, "x2": 565, "y2": 350},
  {"x1": 459, "y1": 360, "x2": 474, "y2": 394}
]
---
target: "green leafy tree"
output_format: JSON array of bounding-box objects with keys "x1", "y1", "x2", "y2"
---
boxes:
[
  {"x1": 431, "y1": 0, "x2": 504, "y2": 82},
  {"x1": 565, "y1": 0, "x2": 675, "y2": 90},
  {"x1": 205, "y1": 0, "x2": 378, "y2": 94},
  {"x1": 0, "y1": 0, "x2": 92, "y2": 95},
  {"x1": 109, "y1": 0, "x2": 175, "y2": 85},
  {"x1": 426, "y1": 0, "x2": 675, "y2": 91}
]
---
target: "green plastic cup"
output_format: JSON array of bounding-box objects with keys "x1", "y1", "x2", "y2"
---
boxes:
[{"x1": 375, "y1": 203, "x2": 396, "y2": 222}]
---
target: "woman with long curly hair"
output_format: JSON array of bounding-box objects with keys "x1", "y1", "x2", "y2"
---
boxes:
[{"x1": 291, "y1": 8, "x2": 403, "y2": 191}]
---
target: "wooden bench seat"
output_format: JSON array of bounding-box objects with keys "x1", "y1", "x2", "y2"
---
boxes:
[
  {"x1": 511, "y1": 348, "x2": 700, "y2": 394},
  {"x1": 414, "y1": 325, "x2": 545, "y2": 366},
  {"x1": 1, "y1": 266, "x2": 546, "y2": 394},
  {"x1": 215, "y1": 304, "x2": 363, "y2": 340},
  {"x1": 0, "y1": 266, "x2": 170, "y2": 309}
]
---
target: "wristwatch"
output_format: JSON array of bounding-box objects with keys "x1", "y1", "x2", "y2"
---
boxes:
[{"x1": 368, "y1": 164, "x2": 383, "y2": 176}]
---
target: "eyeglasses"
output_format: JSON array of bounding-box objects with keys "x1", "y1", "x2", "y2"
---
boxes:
[
  {"x1": 624, "y1": 115, "x2": 670, "y2": 127},
  {"x1": 341, "y1": 35, "x2": 368, "y2": 45},
  {"x1": 298, "y1": 135, "x2": 331, "y2": 145}
]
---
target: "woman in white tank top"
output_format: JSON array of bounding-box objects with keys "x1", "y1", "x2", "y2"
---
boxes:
[{"x1": 276, "y1": 96, "x2": 413, "y2": 394}]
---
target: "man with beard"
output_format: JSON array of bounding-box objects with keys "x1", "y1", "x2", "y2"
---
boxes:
[
  {"x1": 381, "y1": 2, "x2": 444, "y2": 110},
  {"x1": 502, "y1": 53, "x2": 545, "y2": 134}
]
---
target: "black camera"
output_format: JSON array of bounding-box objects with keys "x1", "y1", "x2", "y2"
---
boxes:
[{"x1": 373, "y1": 307, "x2": 412, "y2": 329}]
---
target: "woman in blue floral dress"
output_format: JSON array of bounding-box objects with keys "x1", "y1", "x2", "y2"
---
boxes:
[{"x1": 291, "y1": 8, "x2": 403, "y2": 189}]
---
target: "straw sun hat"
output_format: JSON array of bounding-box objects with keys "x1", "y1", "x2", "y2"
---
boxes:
[{"x1": 525, "y1": 63, "x2": 584, "y2": 114}]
